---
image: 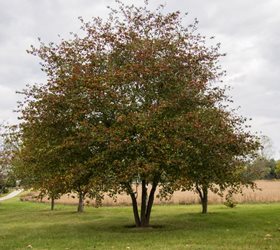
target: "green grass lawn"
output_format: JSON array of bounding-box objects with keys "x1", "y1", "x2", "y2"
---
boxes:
[{"x1": 0, "y1": 198, "x2": 280, "y2": 250}]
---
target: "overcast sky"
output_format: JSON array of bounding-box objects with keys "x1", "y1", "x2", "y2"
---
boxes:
[{"x1": 0, "y1": 0, "x2": 279, "y2": 157}]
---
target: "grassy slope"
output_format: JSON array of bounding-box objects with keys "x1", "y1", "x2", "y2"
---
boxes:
[{"x1": 0, "y1": 199, "x2": 280, "y2": 250}]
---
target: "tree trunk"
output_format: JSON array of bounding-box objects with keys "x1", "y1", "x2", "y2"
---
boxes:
[
  {"x1": 51, "y1": 196, "x2": 55, "y2": 211},
  {"x1": 131, "y1": 193, "x2": 141, "y2": 227},
  {"x1": 201, "y1": 197, "x2": 207, "y2": 213},
  {"x1": 196, "y1": 184, "x2": 208, "y2": 214},
  {"x1": 201, "y1": 186, "x2": 208, "y2": 214},
  {"x1": 145, "y1": 179, "x2": 157, "y2": 226},
  {"x1": 125, "y1": 183, "x2": 141, "y2": 227},
  {"x1": 77, "y1": 191, "x2": 84, "y2": 213},
  {"x1": 140, "y1": 180, "x2": 147, "y2": 226}
]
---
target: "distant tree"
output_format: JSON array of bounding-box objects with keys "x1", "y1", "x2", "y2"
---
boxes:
[
  {"x1": 0, "y1": 125, "x2": 18, "y2": 194},
  {"x1": 260, "y1": 135, "x2": 275, "y2": 160},
  {"x1": 275, "y1": 160, "x2": 280, "y2": 178},
  {"x1": 265, "y1": 158, "x2": 277, "y2": 179},
  {"x1": 245, "y1": 157, "x2": 271, "y2": 180},
  {"x1": 254, "y1": 135, "x2": 276, "y2": 179},
  {"x1": 0, "y1": 170, "x2": 8, "y2": 194}
]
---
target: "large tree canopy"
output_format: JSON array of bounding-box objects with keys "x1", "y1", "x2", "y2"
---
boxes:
[{"x1": 14, "y1": 1, "x2": 259, "y2": 226}]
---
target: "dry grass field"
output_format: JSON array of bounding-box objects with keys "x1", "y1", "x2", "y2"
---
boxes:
[{"x1": 21, "y1": 180, "x2": 280, "y2": 207}]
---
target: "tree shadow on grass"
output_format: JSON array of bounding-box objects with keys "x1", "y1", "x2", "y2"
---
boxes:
[{"x1": 124, "y1": 224, "x2": 165, "y2": 230}]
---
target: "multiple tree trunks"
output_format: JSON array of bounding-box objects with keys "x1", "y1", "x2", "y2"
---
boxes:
[{"x1": 125, "y1": 179, "x2": 158, "y2": 227}]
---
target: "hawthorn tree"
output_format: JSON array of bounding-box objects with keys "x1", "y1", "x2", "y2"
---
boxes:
[
  {"x1": 275, "y1": 160, "x2": 280, "y2": 178},
  {"x1": 15, "y1": 82, "x2": 106, "y2": 212},
  {"x1": 15, "y1": 1, "x2": 259, "y2": 226},
  {"x1": 14, "y1": 151, "x2": 68, "y2": 211},
  {"x1": 176, "y1": 107, "x2": 260, "y2": 213},
  {"x1": 79, "y1": 2, "x2": 229, "y2": 226},
  {"x1": 12, "y1": 90, "x2": 72, "y2": 210}
]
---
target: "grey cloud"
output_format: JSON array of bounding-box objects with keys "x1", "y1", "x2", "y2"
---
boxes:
[{"x1": 0, "y1": 0, "x2": 279, "y2": 157}]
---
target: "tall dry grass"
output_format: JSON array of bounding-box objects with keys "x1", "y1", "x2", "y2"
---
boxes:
[{"x1": 21, "y1": 180, "x2": 280, "y2": 206}]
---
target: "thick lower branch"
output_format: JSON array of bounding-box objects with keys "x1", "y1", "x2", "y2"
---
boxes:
[{"x1": 141, "y1": 180, "x2": 147, "y2": 224}]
